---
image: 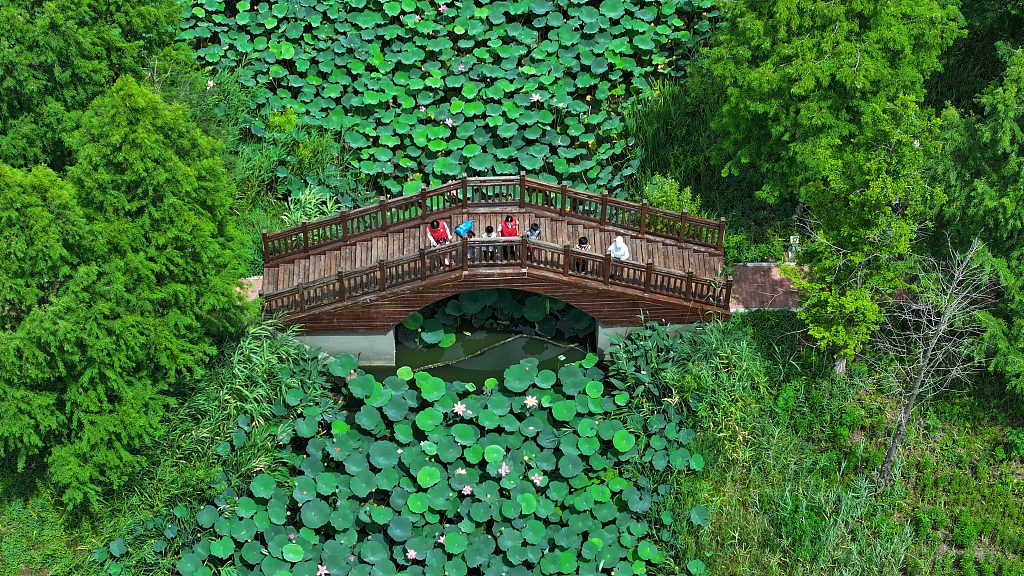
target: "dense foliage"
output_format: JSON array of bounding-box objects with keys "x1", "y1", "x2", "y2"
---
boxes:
[
  {"x1": 695, "y1": 0, "x2": 963, "y2": 360},
  {"x1": 180, "y1": 0, "x2": 721, "y2": 194},
  {"x1": 0, "y1": 0, "x2": 180, "y2": 170},
  {"x1": 0, "y1": 77, "x2": 248, "y2": 507}
]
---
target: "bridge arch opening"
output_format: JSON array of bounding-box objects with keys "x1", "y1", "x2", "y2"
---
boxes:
[{"x1": 372, "y1": 289, "x2": 597, "y2": 381}]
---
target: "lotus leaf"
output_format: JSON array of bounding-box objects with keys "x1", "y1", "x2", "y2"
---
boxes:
[
  {"x1": 551, "y1": 400, "x2": 576, "y2": 422},
  {"x1": 417, "y1": 465, "x2": 443, "y2": 488},
  {"x1": 369, "y1": 441, "x2": 401, "y2": 468},
  {"x1": 210, "y1": 536, "x2": 234, "y2": 559},
  {"x1": 236, "y1": 496, "x2": 259, "y2": 519},
  {"x1": 690, "y1": 505, "x2": 710, "y2": 526},
  {"x1": 440, "y1": 531, "x2": 467, "y2": 555},
  {"x1": 416, "y1": 407, "x2": 443, "y2": 431},
  {"x1": 484, "y1": 445, "x2": 505, "y2": 463},
  {"x1": 196, "y1": 505, "x2": 219, "y2": 529},
  {"x1": 613, "y1": 429, "x2": 636, "y2": 452}
]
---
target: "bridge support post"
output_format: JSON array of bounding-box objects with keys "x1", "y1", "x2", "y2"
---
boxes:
[{"x1": 296, "y1": 330, "x2": 396, "y2": 367}]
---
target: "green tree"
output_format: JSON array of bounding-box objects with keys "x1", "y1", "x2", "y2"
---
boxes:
[
  {"x1": 697, "y1": 0, "x2": 963, "y2": 363},
  {"x1": 0, "y1": 0, "x2": 179, "y2": 170},
  {"x1": 932, "y1": 48, "x2": 1024, "y2": 392},
  {"x1": 702, "y1": 0, "x2": 963, "y2": 205},
  {"x1": 0, "y1": 77, "x2": 248, "y2": 507}
]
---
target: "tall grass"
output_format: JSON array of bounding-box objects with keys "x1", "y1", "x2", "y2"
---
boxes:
[{"x1": 609, "y1": 313, "x2": 913, "y2": 575}]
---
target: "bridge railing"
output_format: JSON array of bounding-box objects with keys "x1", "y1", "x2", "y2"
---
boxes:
[
  {"x1": 262, "y1": 236, "x2": 733, "y2": 316},
  {"x1": 262, "y1": 173, "x2": 726, "y2": 265}
]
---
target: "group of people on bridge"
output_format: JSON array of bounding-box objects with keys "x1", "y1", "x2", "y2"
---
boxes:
[{"x1": 425, "y1": 216, "x2": 631, "y2": 271}]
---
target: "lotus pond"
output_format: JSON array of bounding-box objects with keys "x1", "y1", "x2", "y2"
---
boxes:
[{"x1": 164, "y1": 339, "x2": 710, "y2": 576}]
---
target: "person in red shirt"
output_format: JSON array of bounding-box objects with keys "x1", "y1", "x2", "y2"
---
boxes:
[
  {"x1": 427, "y1": 219, "x2": 452, "y2": 247},
  {"x1": 500, "y1": 215, "x2": 519, "y2": 260},
  {"x1": 427, "y1": 219, "x2": 453, "y2": 267}
]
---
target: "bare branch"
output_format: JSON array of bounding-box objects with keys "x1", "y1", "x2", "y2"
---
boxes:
[{"x1": 872, "y1": 237, "x2": 995, "y2": 488}]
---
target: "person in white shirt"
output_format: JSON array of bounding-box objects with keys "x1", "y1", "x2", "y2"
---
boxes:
[
  {"x1": 608, "y1": 236, "x2": 630, "y2": 261},
  {"x1": 607, "y1": 236, "x2": 630, "y2": 280},
  {"x1": 481, "y1": 225, "x2": 498, "y2": 261}
]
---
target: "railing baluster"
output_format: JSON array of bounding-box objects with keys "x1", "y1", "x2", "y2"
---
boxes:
[
  {"x1": 559, "y1": 181, "x2": 568, "y2": 218},
  {"x1": 461, "y1": 174, "x2": 468, "y2": 211},
  {"x1": 379, "y1": 259, "x2": 387, "y2": 292},
  {"x1": 462, "y1": 237, "x2": 469, "y2": 271},
  {"x1": 420, "y1": 249, "x2": 427, "y2": 281},
  {"x1": 521, "y1": 234, "x2": 528, "y2": 268},
  {"x1": 301, "y1": 220, "x2": 310, "y2": 253},
  {"x1": 604, "y1": 253, "x2": 611, "y2": 285},
  {"x1": 640, "y1": 200, "x2": 648, "y2": 237},
  {"x1": 519, "y1": 171, "x2": 527, "y2": 209},
  {"x1": 420, "y1": 186, "x2": 428, "y2": 221}
]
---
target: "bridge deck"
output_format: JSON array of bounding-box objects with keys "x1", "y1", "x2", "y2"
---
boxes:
[{"x1": 263, "y1": 208, "x2": 723, "y2": 294}]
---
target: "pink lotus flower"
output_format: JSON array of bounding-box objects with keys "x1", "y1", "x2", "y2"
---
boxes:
[
  {"x1": 530, "y1": 473, "x2": 543, "y2": 486},
  {"x1": 419, "y1": 105, "x2": 426, "y2": 112},
  {"x1": 453, "y1": 401, "x2": 467, "y2": 416},
  {"x1": 439, "y1": 3, "x2": 447, "y2": 12},
  {"x1": 499, "y1": 462, "x2": 511, "y2": 477},
  {"x1": 397, "y1": 448, "x2": 403, "y2": 454},
  {"x1": 406, "y1": 549, "x2": 417, "y2": 560},
  {"x1": 415, "y1": 14, "x2": 422, "y2": 21},
  {"x1": 444, "y1": 118, "x2": 454, "y2": 127},
  {"x1": 525, "y1": 395, "x2": 538, "y2": 408},
  {"x1": 458, "y1": 63, "x2": 465, "y2": 71},
  {"x1": 349, "y1": 556, "x2": 355, "y2": 561},
  {"x1": 289, "y1": 533, "x2": 296, "y2": 540},
  {"x1": 438, "y1": 534, "x2": 446, "y2": 544},
  {"x1": 318, "y1": 565, "x2": 330, "y2": 576},
  {"x1": 530, "y1": 93, "x2": 541, "y2": 102},
  {"x1": 461, "y1": 485, "x2": 472, "y2": 495}
]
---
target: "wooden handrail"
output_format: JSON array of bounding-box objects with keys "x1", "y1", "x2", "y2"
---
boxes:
[
  {"x1": 262, "y1": 175, "x2": 726, "y2": 264},
  {"x1": 262, "y1": 237, "x2": 731, "y2": 317}
]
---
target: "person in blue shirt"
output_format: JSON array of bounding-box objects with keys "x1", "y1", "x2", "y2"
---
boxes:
[{"x1": 526, "y1": 223, "x2": 541, "y2": 261}]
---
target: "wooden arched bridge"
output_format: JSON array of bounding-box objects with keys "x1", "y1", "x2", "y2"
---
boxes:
[{"x1": 260, "y1": 174, "x2": 731, "y2": 363}]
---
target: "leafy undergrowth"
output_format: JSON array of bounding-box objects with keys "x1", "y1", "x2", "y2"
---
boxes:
[
  {"x1": 162, "y1": 349, "x2": 711, "y2": 576},
  {"x1": 604, "y1": 314, "x2": 916, "y2": 575},
  {"x1": 900, "y1": 386, "x2": 1024, "y2": 576}
]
